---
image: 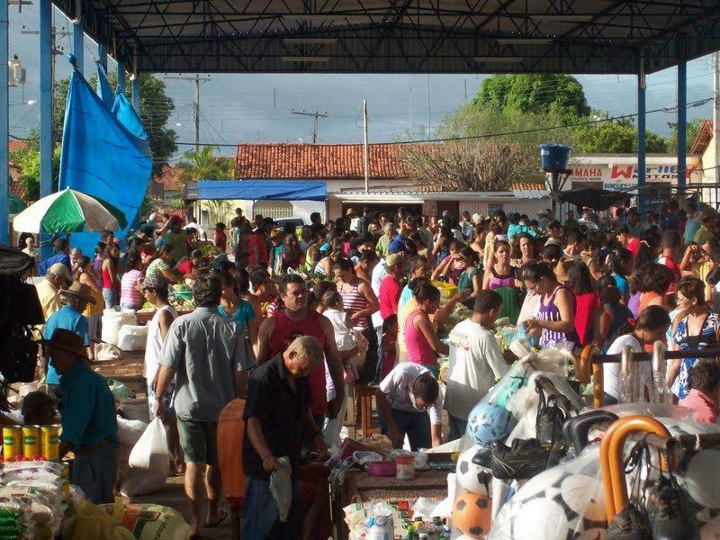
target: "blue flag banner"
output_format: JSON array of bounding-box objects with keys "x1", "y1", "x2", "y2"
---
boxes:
[
  {"x1": 59, "y1": 65, "x2": 152, "y2": 257},
  {"x1": 96, "y1": 62, "x2": 115, "y2": 111},
  {"x1": 112, "y1": 92, "x2": 149, "y2": 142}
]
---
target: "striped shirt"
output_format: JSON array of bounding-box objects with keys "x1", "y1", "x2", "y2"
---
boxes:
[
  {"x1": 537, "y1": 285, "x2": 578, "y2": 348},
  {"x1": 338, "y1": 279, "x2": 370, "y2": 329},
  {"x1": 120, "y1": 269, "x2": 145, "y2": 309}
]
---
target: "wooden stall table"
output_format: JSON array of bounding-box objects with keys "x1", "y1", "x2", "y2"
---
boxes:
[{"x1": 331, "y1": 469, "x2": 448, "y2": 540}]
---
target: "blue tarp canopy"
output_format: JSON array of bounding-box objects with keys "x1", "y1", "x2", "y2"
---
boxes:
[{"x1": 196, "y1": 180, "x2": 327, "y2": 201}]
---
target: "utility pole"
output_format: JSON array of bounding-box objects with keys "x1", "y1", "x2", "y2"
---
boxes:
[
  {"x1": 21, "y1": 26, "x2": 70, "y2": 91},
  {"x1": 292, "y1": 109, "x2": 327, "y2": 143},
  {"x1": 362, "y1": 100, "x2": 369, "y2": 194},
  {"x1": 426, "y1": 74, "x2": 431, "y2": 139},
  {"x1": 713, "y1": 51, "x2": 720, "y2": 192},
  {"x1": 165, "y1": 74, "x2": 211, "y2": 151}
]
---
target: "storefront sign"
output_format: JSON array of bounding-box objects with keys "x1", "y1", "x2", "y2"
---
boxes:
[{"x1": 570, "y1": 161, "x2": 701, "y2": 191}]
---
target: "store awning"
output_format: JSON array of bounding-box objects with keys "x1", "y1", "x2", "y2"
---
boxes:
[{"x1": 185, "y1": 180, "x2": 327, "y2": 202}]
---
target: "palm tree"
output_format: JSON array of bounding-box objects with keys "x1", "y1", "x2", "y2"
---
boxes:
[{"x1": 177, "y1": 146, "x2": 235, "y2": 183}]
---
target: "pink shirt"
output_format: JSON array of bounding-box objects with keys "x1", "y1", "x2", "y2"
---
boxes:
[
  {"x1": 680, "y1": 389, "x2": 719, "y2": 424},
  {"x1": 405, "y1": 310, "x2": 436, "y2": 366}
]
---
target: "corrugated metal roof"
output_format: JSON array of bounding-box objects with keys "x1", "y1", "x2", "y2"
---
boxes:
[{"x1": 52, "y1": 1, "x2": 720, "y2": 76}]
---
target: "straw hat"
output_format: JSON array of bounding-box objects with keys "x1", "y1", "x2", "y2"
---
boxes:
[
  {"x1": 59, "y1": 282, "x2": 96, "y2": 304},
  {"x1": 40, "y1": 329, "x2": 87, "y2": 357},
  {"x1": 386, "y1": 254, "x2": 405, "y2": 268},
  {"x1": 47, "y1": 263, "x2": 73, "y2": 285}
]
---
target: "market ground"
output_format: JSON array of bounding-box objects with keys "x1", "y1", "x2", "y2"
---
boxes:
[{"x1": 132, "y1": 477, "x2": 234, "y2": 539}]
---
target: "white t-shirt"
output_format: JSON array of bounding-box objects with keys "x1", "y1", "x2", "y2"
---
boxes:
[
  {"x1": 379, "y1": 363, "x2": 443, "y2": 425},
  {"x1": 604, "y1": 333, "x2": 650, "y2": 401},
  {"x1": 145, "y1": 304, "x2": 178, "y2": 381},
  {"x1": 370, "y1": 259, "x2": 389, "y2": 329},
  {"x1": 445, "y1": 320, "x2": 509, "y2": 420},
  {"x1": 324, "y1": 308, "x2": 355, "y2": 351}
]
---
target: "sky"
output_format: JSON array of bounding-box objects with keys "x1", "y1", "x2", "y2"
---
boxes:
[{"x1": 7, "y1": 4, "x2": 717, "y2": 159}]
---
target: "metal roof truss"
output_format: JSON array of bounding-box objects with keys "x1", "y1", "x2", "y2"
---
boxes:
[{"x1": 53, "y1": 1, "x2": 720, "y2": 75}]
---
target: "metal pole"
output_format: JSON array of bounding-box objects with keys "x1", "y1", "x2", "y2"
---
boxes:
[
  {"x1": 713, "y1": 52, "x2": 720, "y2": 201},
  {"x1": 131, "y1": 74, "x2": 140, "y2": 113},
  {"x1": 98, "y1": 42, "x2": 107, "y2": 72},
  {"x1": 194, "y1": 74, "x2": 200, "y2": 151},
  {"x1": 426, "y1": 74, "x2": 430, "y2": 139},
  {"x1": 637, "y1": 60, "x2": 647, "y2": 217},
  {"x1": 39, "y1": 0, "x2": 52, "y2": 259},
  {"x1": 363, "y1": 99, "x2": 370, "y2": 194},
  {"x1": 116, "y1": 60, "x2": 125, "y2": 94},
  {"x1": 0, "y1": 0, "x2": 8, "y2": 245},
  {"x1": 677, "y1": 58, "x2": 688, "y2": 194},
  {"x1": 72, "y1": 16, "x2": 83, "y2": 76}
]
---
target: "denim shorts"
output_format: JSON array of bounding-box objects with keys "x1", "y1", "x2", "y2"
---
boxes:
[{"x1": 102, "y1": 288, "x2": 117, "y2": 309}]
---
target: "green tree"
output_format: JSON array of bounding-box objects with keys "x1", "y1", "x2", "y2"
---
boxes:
[
  {"x1": 9, "y1": 141, "x2": 61, "y2": 201},
  {"x1": 177, "y1": 146, "x2": 235, "y2": 183},
  {"x1": 573, "y1": 114, "x2": 667, "y2": 154},
  {"x1": 666, "y1": 118, "x2": 704, "y2": 154},
  {"x1": 473, "y1": 74, "x2": 591, "y2": 119},
  {"x1": 53, "y1": 72, "x2": 178, "y2": 178}
]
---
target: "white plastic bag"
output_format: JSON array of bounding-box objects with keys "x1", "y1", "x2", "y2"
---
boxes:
[
  {"x1": 129, "y1": 418, "x2": 170, "y2": 470},
  {"x1": 97, "y1": 343, "x2": 121, "y2": 362},
  {"x1": 270, "y1": 456, "x2": 292, "y2": 522},
  {"x1": 117, "y1": 325, "x2": 148, "y2": 352},
  {"x1": 121, "y1": 418, "x2": 170, "y2": 496}
]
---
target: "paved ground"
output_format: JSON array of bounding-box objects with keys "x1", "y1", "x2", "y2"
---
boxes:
[{"x1": 131, "y1": 475, "x2": 235, "y2": 539}]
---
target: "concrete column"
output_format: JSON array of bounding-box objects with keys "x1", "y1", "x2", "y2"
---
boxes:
[
  {"x1": 117, "y1": 60, "x2": 125, "y2": 94},
  {"x1": 637, "y1": 72, "x2": 646, "y2": 217},
  {"x1": 39, "y1": 0, "x2": 53, "y2": 259},
  {"x1": 677, "y1": 58, "x2": 688, "y2": 193},
  {"x1": 72, "y1": 16, "x2": 83, "y2": 76},
  {"x1": 0, "y1": 0, "x2": 8, "y2": 245},
  {"x1": 132, "y1": 74, "x2": 140, "y2": 113}
]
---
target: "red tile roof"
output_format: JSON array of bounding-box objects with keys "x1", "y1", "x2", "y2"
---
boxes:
[
  {"x1": 690, "y1": 120, "x2": 713, "y2": 155},
  {"x1": 155, "y1": 166, "x2": 185, "y2": 191},
  {"x1": 235, "y1": 143, "x2": 408, "y2": 180},
  {"x1": 8, "y1": 140, "x2": 28, "y2": 153}
]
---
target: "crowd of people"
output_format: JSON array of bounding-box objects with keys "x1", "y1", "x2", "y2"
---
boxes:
[{"x1": 23, "y1": 197, "x2": 720, "y2": 538}]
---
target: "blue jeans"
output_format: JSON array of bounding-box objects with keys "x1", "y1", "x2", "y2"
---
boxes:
[
  {"x1": 102, "y1": 288, "x2": 117, "y2": 309},
  {"x1": 378, "y1": 408, "x2": 431, "y2": 451},
  {"x1": 242, "y1": 476, "x2": 304, "y2": 540},
  {"x1": 373, "y1": 325, "x2": 384, "y2": 383},
  {"x1": 448, "y1": 415, "x2": 468, "y2": 442}
]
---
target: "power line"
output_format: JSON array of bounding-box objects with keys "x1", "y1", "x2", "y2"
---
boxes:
[{"x1": 10, "y1": 96, "x2": 713, "y2": 148}]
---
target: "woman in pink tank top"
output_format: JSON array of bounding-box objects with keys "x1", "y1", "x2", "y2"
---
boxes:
[{"x1": 405, "y1": 281, "x2": 449, "y2": 376}]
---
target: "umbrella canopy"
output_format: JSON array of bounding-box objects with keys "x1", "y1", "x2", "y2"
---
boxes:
[
  {"x1": 12, "y1": 188, "x2": 127, "y2": 234},
  {"x1": 557, "y1": 188, "x2": 630, "y2": 211}
]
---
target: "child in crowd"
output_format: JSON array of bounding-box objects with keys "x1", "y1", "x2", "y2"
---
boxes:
[
  {"x1": 679, "y1": 359, "x2": 720, "y2": 423},
  {"x1": 320, "y1": 291, "x2": 366, "y2": 448},
  {"x1": 214, "y1": 222, "x2": 227, "y2": 252},
  {"x1": 380, "y1": 314, "x2": 398, "y2": 380}
]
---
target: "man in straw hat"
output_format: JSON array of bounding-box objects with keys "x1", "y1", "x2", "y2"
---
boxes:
[
  {"x1": 41, "y1": 329, "x2": 117, "y2": 504},
  {"x1": 42, "y1": 281, "x2": 95, "y2": 396}
]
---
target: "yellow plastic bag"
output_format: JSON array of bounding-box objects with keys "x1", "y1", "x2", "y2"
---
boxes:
[
  {"x1": 432, "y1": 280, "x2": 458, "y2": 301},
  {"x1": 62, "y1": 499, "x2": 135, "y2": 540}
]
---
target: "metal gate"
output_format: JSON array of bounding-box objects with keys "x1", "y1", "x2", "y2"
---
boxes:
[{"x1": 253, "y1": 201, "x2": 293, "y2": 220}]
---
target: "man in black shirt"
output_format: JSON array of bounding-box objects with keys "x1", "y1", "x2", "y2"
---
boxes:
[{"x1": 242, "y1": 336, "x2": 327, "y2": 539}]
